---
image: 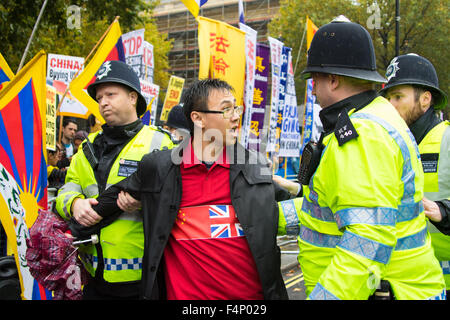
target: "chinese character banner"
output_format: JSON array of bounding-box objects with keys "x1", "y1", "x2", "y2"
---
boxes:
[
  {"x1": 198, "y1": 16, "x2": 246, "y2": 106},
  {"x1": 247, "y1": 43, "x2": 270, "y2": 152}
]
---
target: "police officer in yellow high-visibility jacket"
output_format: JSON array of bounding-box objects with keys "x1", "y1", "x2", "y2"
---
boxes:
[
  {"x1": 56, "y1": 61, "x2": 173, "y2": 299},
  {"x1": 278, "y1": 19, "x2": 445, "y2": 300},
  {"x1": 380, "y1": 54, "x2": 450, "y2": 294}
]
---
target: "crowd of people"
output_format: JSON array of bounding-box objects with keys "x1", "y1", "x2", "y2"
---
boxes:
[{"x1": 1, "y1": 18, "x2": 449, "y2": 301}]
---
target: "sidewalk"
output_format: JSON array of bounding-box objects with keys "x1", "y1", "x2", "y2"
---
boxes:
[{"x1": 278, "y1": 236, "x2": 299, "y2": 272}]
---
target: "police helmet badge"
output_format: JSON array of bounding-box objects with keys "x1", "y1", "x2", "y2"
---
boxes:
[
  {"x1": 385, "y1": 57, "x2": 400, "y2": 81},
  {"x1": 96, "y1": 61, "x2": 112, "y2": 80}
]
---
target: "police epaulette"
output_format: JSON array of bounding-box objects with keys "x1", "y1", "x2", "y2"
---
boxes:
[{"x1": 334, "y1": 111, "x2": 359, "y2": 146}]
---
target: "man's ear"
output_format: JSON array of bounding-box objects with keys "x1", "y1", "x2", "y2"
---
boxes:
[
  {"x1": 329, "y1": 74, "x2": 340, "y2": 91},
  {"x1": 419, "y1": 90, "x2": 432, "y2": 111},
  {"x1": 129, "y1": 91, "x2": 138, "y2": 107},
  {"x1": 191, "y1": 111, "x2": 205, "y2": 129}
]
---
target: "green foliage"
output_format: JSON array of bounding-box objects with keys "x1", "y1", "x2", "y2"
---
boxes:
[
  {"x1": 269, "y1": 0, "x2": 449, "y2": 116},
  {"x1": 0, "y1": 0, "x2": 172, "y2": 95}
]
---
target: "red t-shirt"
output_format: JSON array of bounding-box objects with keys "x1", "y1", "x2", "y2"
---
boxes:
[{"x1": 163, "y1": 140, "x2": 263, "y2": 300}]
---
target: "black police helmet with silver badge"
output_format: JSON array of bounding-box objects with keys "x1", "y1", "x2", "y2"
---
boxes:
[
  {"x1": 302, "y1": 16, "x2": 386, "y2": 83},
  {"x1": 87, "y1": 60, "x2": 147, "y2": 117},
  {"x1": 380, "y1": 54, "x2": 447, "y2": 110}
]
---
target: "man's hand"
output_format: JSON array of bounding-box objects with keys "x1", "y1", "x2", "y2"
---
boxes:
[
  {"x1": 117, "y1": 191, "x2": 141, "y2": 212},
  {"x1": 272, "y1": 175, "x2": 301, "y2": 196},
  {"x1": 423, "y1": 197, "x2": 442, "y2": 222},
  {"x1": 72, "y1": 198, "x2": 102, "y2": 226}
]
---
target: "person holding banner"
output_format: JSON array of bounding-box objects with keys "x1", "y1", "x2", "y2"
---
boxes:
[
  {"x1": 278, "y1": 19, "x2": 445, "y2": 300},
  {"x1": 55, "y1": 60, "x2": 173, "y2": 299},
  {"x1": 85, "y1": 79, "x2": 291, "y2": 300}
]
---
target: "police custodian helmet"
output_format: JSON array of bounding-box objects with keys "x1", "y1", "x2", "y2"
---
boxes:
[
  {"x1": 302, "y1": 17, "x2": 386, "y2": 83},
  {"x1": 87, "y1": 60, "x2": 147, "y2": 117},
  {"x1": 380, "y1": 54, "x2": 448, "y2": 110}
]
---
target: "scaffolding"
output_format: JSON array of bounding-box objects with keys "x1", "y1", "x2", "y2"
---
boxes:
[{"x1": 154, "y1": 0, "x2": 280, "y2": 88}]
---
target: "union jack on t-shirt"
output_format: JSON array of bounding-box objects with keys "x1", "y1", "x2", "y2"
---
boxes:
[{"x1": 209, "y1": 205, "x2": 245, "y2": 238}]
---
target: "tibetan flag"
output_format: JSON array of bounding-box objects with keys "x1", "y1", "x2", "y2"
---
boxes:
[
  {"x1": 198, "y1": 16, "x2": 246, "y2": 106},
  {"x1": 69, "y1": 20, "x2": 125, "y2": 124},
  {"x1": 0, "y1": 53, "x2": 14, "y2": 91},
  {"x1": 0, "y1": 50, "x2": 50, "y2": 300},
  {"x1": 181, "y1": 0, "x2": 208, "y2": 18}
]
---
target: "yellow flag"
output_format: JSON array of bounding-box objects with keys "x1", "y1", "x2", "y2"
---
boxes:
[
  {"x1": 198, "y1": 16, "x2": 246, "y2": 105},
  {"x1": 306, "y1": 16, "x2": 318, "y2": 50}
]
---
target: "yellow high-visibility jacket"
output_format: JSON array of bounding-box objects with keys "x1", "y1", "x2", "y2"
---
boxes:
[
  {"x1": 278, "y1": 96, "x2": 445, "y2": 300},
  {"x1": 420, "y1": 120, "x2": 450, "y2": 288},
  {"x1": 56, "y1": 125, "x2": 173, "y2": 283}
]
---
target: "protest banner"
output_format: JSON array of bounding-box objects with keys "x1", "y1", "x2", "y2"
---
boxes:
[
  {"x1": 160, "y1": 75, "x2": 184, "y2": 122},
  {"x1": 247, "y1": 43, "x2": 270, "y2": 152},
  {"x1": 266, "y1": 37, "x2": 284, "y2": 153},
  {"x1": 45, "y1": 85, "x2": 57, "y2": 151},
  {"x1": 239, "y1": 23, "x2": 257, "y2": 149},
  {"x1": 279, "y1": 49, "x2": 300, "y2": 157},
  {"x1": 47, "y1": 53, "x2": 88, "y2": 118},
  {"x1": 198, "y1": 16, "x2": 246, "y2": 106},
  {"x1": 140, "y1": 79, "x2": 159, "y2": 125}
]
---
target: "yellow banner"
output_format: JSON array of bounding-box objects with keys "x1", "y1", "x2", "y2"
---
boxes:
[
  {"x1": 198, "y1": 16, "x2": 246, "y2": 106},
  {"x1": 46, "y1": 85, "x2": 57, "y2": 151},
  {"x1": 160, "y1": 75, "x2": 185, "y2": 121}
]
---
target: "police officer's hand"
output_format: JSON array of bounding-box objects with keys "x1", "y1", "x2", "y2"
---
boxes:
[
  {"x1": 72, "y1": 198, "x2": 103, "y2": 226},
  {"x1": 117, "y1": 191, "x2": 141, "y2": 212},
  {"x1": 423, "y1": 197, "x2": 442, "y2": 222}
]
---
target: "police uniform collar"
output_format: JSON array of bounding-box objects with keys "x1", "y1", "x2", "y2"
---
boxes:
[
  {"x1": 319, "y1": 90, "x2": 378, "y2": 133},
  {"x1": 101, "y1": 119, "x2": 143, "y2": 140},
  {"x1": 409, "y1": 106, "x2": 442, "y2": 145}
]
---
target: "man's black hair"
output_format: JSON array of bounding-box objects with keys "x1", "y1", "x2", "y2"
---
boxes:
[
  {"x1": 181, "y1": 79, "x2": 234, "y2": 135},
  {"x1": 62, "y1": 117, "x2": 77, "y2": 128}
]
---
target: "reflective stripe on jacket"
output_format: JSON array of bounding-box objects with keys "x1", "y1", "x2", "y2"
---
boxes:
[
  {"x1": 56, "y1": 125, "x2": 173, "y2": 283},
  {"x1": 279, "y1": 96, "x2": 445, "y2": 300}
]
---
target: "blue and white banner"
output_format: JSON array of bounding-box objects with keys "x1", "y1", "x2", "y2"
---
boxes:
[
  {"x1": 300, "y1": 78, "x2": 315, "y2": 154},
  {"x1": 279, "y1": 49, "x2": 300, "y2": 157}
]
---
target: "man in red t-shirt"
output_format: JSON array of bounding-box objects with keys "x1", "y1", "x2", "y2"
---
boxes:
[{"x1": 89, "y1": 79, "x2": 290, "y2": 299}]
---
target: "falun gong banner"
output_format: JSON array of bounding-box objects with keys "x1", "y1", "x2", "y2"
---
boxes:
[
  {"x1": 198, "y1": 16, "x2": 246, "y2": 107},
  {"x1": 0, "y1": 50, "x2": 51, "y2": 299}
]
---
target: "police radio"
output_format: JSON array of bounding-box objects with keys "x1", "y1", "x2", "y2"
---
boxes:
[
  {"x1": 298, "y1": 140, "x2": 324, "y2": 185},
  {"x1": 82, "y1": 140, "x2": 99, "y2": 170}
]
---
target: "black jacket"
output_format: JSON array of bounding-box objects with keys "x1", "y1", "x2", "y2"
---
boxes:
[{"x1": 94, "y1": 142, "x2": 290, "y2": 300}]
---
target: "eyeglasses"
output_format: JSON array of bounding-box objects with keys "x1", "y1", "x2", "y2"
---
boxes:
[{"x1": 196, "y1": 105, "x2": 244, "y2": 119}]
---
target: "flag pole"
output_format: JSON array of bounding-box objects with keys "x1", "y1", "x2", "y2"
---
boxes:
[
  {"x1": 57, "y1": 16, "x2": 120, "y2": 144},
  {"x1": 17, "y1": 0, "x2": 49, "y2": 73},
  {"x1": 293, "y1": 18, "x2": 307, "y2": 75}
]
